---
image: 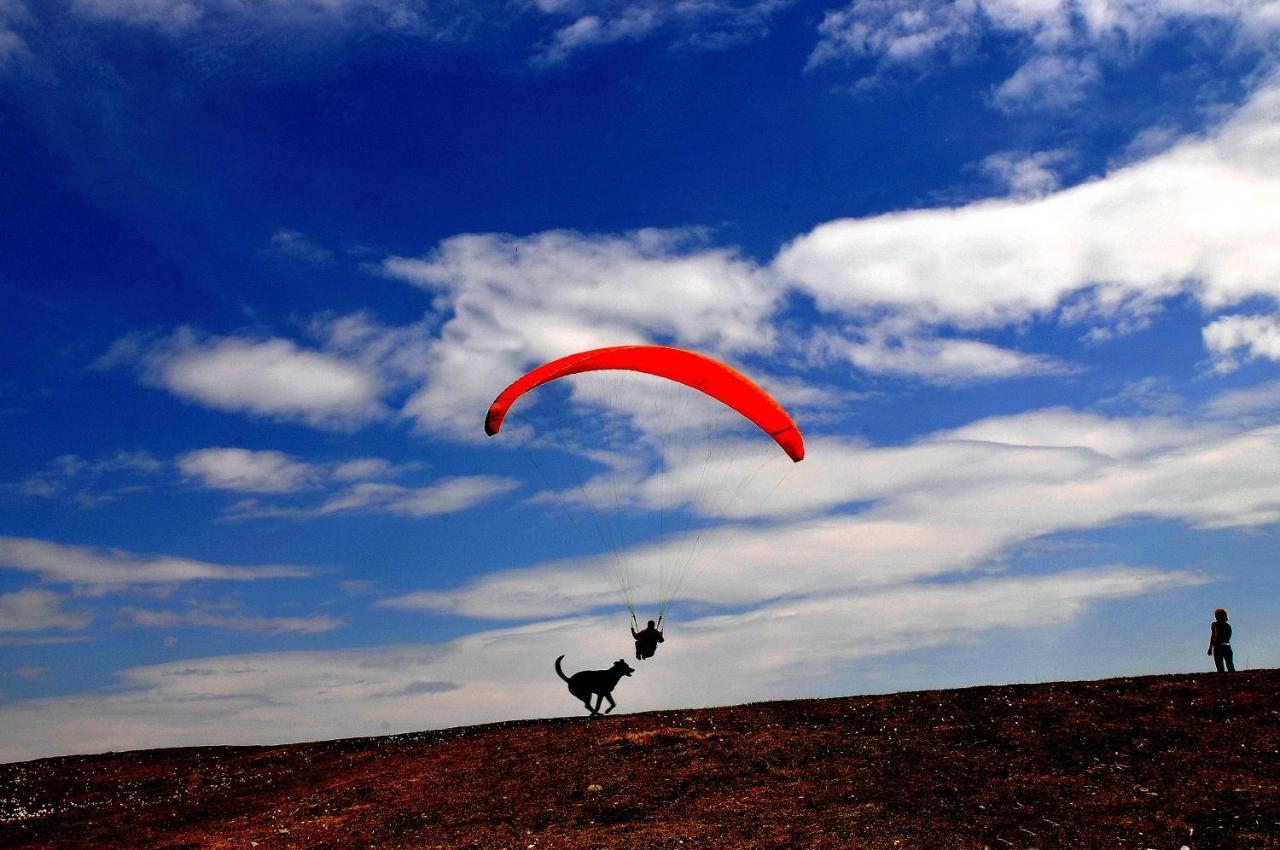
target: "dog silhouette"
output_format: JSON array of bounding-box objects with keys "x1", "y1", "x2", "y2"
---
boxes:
[{"x1": 555, "y1": 655, "x2": 634, "y2": 715}]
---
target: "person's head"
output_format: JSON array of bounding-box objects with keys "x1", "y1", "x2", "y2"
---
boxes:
[
  {"x1": 647, "y1": 620, "x2": 655, "y2": 628},
  {"x1": 1215, "y1": 608, "x2": 1228, "y2": 622}
]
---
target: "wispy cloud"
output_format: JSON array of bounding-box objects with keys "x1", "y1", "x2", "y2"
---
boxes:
[
  {"x1": 0, "y1": 0, "x2": 32, "y2": 69},
  {"x1": 531, "y1": 0, "x2": 792, "y2": 65},
  {"x1": 381, "y1": 406, "x2": 1266, "y2": 619},
  {"x1": 0, "y1": 537, "x2": 312, "y2": 588},
  {"x1": 116, "y1": 606, "x2": 343, "y2": 635},
  {"x1": 0, "y1": 564, "x2": 1201, "y2": 761},
  {"x1": 69, "y1": 0, "x2": 482, "y2": 38},
  {"x1": 808, "y1": 0, "x2": 1280, "y2": 108},
  {"x1": 1203, "y1": 379, "x2": 1280, "y2": 419},
  {"x1": 226, "y1": 475, "x2": 519, "y2": 520},
  {"x1": 821, "y1": 330, "x2": 1073, "y2": 383},
  {"x1": 0, "y1": 588, "x2": 94, "y2": 633},
  {"x1": 8, "y1": 665, "x2": 48, "y2": 680},
  {"x1": 268, "y1": 228, "x2": 332, "y2": 265},
  {"x1": 15, "y1": 450, "x2": 164, "y2": 506}
]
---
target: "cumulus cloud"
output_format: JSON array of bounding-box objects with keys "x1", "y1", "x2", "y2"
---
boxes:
[
  {"x1": 0, "y1": 588, "x2": 94, "y2": 633},
  {"x1": 0, "y1": 564, "x2": 1200, "y2": 761},
  {"x1": 775, "y1": 81, "x2": 1280, "y2": 331},
  {"x1": 382, "y1": 229, "x2": 782, "y2": 439},
  {"x1": 177, "y1": 448, "x2": 319, "y2": 493},
  {"x1": 358, "y1": 81, "x2": 1280, "y2": 391},
  {"x1": 992, "y1": 53, "x2": 1100, "y2": 111},
  {"x1": 1203, "y1": 313, "x2": 1280, "y2": 373},
  {"x1": 980, "y1": 148, "x2": 1078, "y2": 197},
  {"x1": 0, "y1": 536, "x2": 312, "y2": 587},
  {"x1": 97, "y1": 328, "x2": 387, "y2": 429}
]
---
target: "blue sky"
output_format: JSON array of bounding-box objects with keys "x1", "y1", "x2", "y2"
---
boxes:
[{"x1": 2, "y1": 0, "x2": 1279, "y2": 761}]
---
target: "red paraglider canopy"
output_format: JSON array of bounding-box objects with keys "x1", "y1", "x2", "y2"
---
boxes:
[{"x1": 484, "y1": 345, "x2": 805, "y2": 462}]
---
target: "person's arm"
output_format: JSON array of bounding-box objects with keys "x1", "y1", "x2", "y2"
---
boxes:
[
  {"x1": 655, "y1": 631, "x2": 664, "y2": 642},
  {"x1": 631, "y1": 628, "x2": 639, "y2": 639},
  {"x1": 1208, "y1": 623, "x2": 1217, "y2": 654}
]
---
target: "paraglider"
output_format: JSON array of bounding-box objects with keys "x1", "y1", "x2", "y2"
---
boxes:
[
  {"x1": 486, "y1": 345, "x2": 804, "y2": 645},
  {"x1": 485, "y1": 345, "x2": 805, "y2": 462},
  {"x1": 631, "y1": 617, "x2": 664, "y2": 661}
]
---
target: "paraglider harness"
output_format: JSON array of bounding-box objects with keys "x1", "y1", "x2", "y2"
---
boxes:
[{"x1": 631, "y1": 614, "x2": 664, "y2": 661}]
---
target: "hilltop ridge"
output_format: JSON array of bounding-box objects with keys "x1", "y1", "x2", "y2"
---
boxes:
[{"x1": 2, "y1": 669, "x2": 1278, "y2": 849}]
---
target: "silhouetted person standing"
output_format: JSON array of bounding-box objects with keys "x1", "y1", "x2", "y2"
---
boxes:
[
  {"x1": 1207, "y1": 608, "x2": 1235, "y2": 672},
  {"x1": 631, "y1": 619, "x2": 664, "y2": 661}
]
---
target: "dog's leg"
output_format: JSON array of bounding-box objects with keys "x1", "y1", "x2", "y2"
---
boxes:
[{"x1": 604, "y1": 693, "x2": 616, "y2": 714}]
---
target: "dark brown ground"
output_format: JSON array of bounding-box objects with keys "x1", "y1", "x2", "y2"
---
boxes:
[{"x1": 2, "y1": 669, "x2": 1278, "y2": 849}]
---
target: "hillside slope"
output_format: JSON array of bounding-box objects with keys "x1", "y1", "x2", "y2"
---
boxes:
[{"x1": 2, "y1": 670, "x2": 1278, "y2": 849}]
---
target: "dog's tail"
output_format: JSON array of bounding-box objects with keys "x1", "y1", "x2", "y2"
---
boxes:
[{"x1": 554, "y1": 654, "x2": 571, "y2": 683}]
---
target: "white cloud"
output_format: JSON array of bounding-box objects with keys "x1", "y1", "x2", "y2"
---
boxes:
[
  {"x1": 1203, "y1": 313, "x2": 1280, "y2": 373},
  {"x1": 809, "y1": 0, "x2": 1280, "y2": 107},
  {"x1": 980, "y1": 148, "x2": 1077, "y2": 197},
  {"x1": 992, "y1": 53, "x2": 1100, "y2": 111},
  {"x1": 9, "y1": 665, "x2": 48, "y2": 680},
  {"x1": 0, "y1": 588, "x2": 93, "y2": 633},
  {"x1": 384, "y1": 408, "x2": 1275, "y2": 618},
  {"x1": 60, "y1": 0, "x2": 784, "y2": 60},
  {"x1": 227, "y1": 475, "x2": 519, "y2": 520},
  {"x1": 177, "y1": 447, "x2": 319, "y2": 493},
  {"x1": 0, "y1": 635, "x2": 94, "y2": 646},
  {"x1": 0, "y1": 564, "x2": 1200, "y2": 761},
  {"x1": 535, "y1": 11, "x2": 658, "y2": 65},
  {"x1": 1203, "y1": 379, "x2": 1280, "y2": 419},
  {"x1": 933, "y1": 407, "x2": 1211, "y2": 458},
  {"x1": 0, "y1": 537, "x2": 312, "y2": 587},
  {"x1": 532, "y1": 0, "x2": 790, "y2": 65},
  {"x1": 382, "y1": 229, "x2": 782, "y2": 439},
  {"x1": 331, "y1": 457, "x2": 416, "y2": 481},
  {"x1": 775, "y1": 80, "x2": 1280, "y2": 331},
  {"x1": 826, "y1": 331, "x2": 1071, "y2": 382},
  {"x1": 808, "y1": 0, "x2": 975, "y2": 71},
  {"x1": 268, "y1": 228, "x2": 332, "y2": 264},
  {"x1": 69, "y1": 0, "x2": 479, "y2": 37},
  {"x1": 0, "y1": 0, "x2": 32, "y2": 69},
  {"x1": 99, "y1": 328, "x2": 387, "y2": 429},
  {"x1": 16, "y1": 450, "x2": 163, "y2": 502},
  {"x1": 117, "y1": 606, "x2": 343, "y2": 634}
]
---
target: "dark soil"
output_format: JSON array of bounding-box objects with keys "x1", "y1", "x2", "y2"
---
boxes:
[{"x1": 2, "y1": 670, "x2": 1278, "y2": 849}]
